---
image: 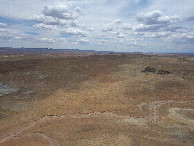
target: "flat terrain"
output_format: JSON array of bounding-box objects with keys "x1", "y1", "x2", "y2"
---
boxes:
[{"x1": 0, "y1": 53, "x2": 193, "y2": 146}]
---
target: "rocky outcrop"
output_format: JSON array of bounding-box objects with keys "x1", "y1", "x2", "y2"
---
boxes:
[{"x1": 142, "y1": 67, "x2": 170, "y2": 75}]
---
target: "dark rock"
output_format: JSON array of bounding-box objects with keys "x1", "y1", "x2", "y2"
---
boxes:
[
  {"x1": 157, "y1": 70, "x2": 170, "y2": 75},
  {"x1": 47, "y1": 114, "x2": 55, "y2": 117},
  {"x1": 141, "y1": 67, "x2": 156, "y2": 73},
  {"x1": 142, "y1": 67, "x2": 171, "y2": 75}
]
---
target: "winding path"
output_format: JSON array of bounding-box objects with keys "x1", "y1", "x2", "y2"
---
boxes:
[
  {"x1": 13, "y1": 133, "x2": 58, "y2": 146},
  {"x1": 0, "y1": 112, "x2": 129, "y2": 144}
]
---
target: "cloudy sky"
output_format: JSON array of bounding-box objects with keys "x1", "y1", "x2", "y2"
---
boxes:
[{"x1": 0, "y1": 0, "x2": 194, "y2": 52}]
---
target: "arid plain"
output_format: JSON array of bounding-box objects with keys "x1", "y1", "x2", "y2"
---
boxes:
[{"x1": 0, "y1": 53, "x2": 193, "y2": 146}]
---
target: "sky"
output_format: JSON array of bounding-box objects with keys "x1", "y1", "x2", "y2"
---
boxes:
[{"x1": 0, "y1": 0, "x2": 194, "y2": 52}]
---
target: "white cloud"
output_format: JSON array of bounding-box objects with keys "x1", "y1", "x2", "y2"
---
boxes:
[
  {"x1": 114, "y1": 40, "x2": 124, "y2": 44},
  {"x1": 75, "y1": 7, "x2": 82, "y2": 13},
  {"x1": 136, "y1": 10, "x2": 167, "y2": 25},
  {"x1": 30, "y1": 4, "x2": 86, "y2": 39},
  {"x1": 114, "y1": 32, "x2": 125, "y2": 38},
  {"x1": 101, "y1": 26, "x2": 114, "y2": 32},
  {"x1": 186, "y1": 15, "x2": 194, "y2": 21},
  {"x1": 101, "y1": 19, "x2": 123, "y2": 32},
  {"x1": 135, "y1": 10, "x2": 180, "y2": 32},
  {"x1": 38, "y1": 38, "x2": 55, "y2": 43},
  {"x1": 42, "y1": 6, "x2": 77, "y2": 20},
  {"x1": 31, "y1": 15, "x2": 46, "y2": 23},
  {"x1": 0, "y1": 27, "x2": 56, "y2": 45},
  {"x1": 144, "y1": 32, "x2": 171, "y2": 38},
  {"x1": 34, "y1": 23, "x2": 57, "y2": 30},
  {"x1": 0, "y1": 35, "x2": 17, "y2": 41},
  {"x1": 0, "y1": 23, "x2": 7, "y2": 27},
  {"x1": 88, "y1": 28, "x2": 94, "y2": 31},
  {"x1": 0, "y1": 29, "x2": 7, "y2": 32},
  {"x1": 112, "y1": 19, "x2": 121, "y2": 24},
  {"x1": 57, "y1": 38, "x2": 67, "y2": 43},
  {"x1": 78, "y1": 39, "x2": 89, "y2": 44},
  {"x1": 165, "y1": 26, "x2": 182, "y2": 32},
  {"x1": 70, "y1": 21, "x2": 80, "y2": 27},
  {"x1": 121, "y1": 23, "x2": 132, "y2": 30},
  {"x1": 127, "y1": 39, "x2": 148, "y2": 47},
  {"x1": 75, "y1": 7, "x2": 84, "y2": 15},
  {"x1": 117, "y1": 34, "x2": 125, "y2": 38},
  {"x1": 61, "y1": 28, "x2": 88, "y2": 37},
  {"x1": 134, "y1": 9, "x2": 183, "y2": 44},
  {"x1": 31, "y1": 15, "x2": 67, "y2": 26},
  {"x1": 134, "y1": 24, "x2": 165, "y2": 32},
  {"x1": 170, "y1": 33, "x2": 194, "y2": 44},
  {"x1": 97, "y1": 40, "x2": 107, "y2": 45},
  {"x1": 0, "y1": 28, "x2": 25, "y2": 41}
]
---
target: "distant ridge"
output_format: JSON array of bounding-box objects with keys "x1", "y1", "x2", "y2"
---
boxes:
[{"x1": 0, "y1": 47, "x2": 114, "y2": 55}]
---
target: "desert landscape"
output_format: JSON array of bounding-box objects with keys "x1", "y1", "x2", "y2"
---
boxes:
[
  {"x1": 0, "y1": 52, "x2": 193, "y2": 146},
  {"x1": 1, "y1": 0, "x2": 194, "y2": 145}
]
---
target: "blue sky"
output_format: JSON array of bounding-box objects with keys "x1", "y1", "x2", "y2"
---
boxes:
[{"x1": 0, "y1": 0, "x2": 194, "y2": 52}]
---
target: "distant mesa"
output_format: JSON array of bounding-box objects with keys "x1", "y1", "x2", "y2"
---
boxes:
[
  {"x1": 0, "y1": 47, "x2": 12, "y2": 49},
  {"x1": 0, "y1": 47, "x2": 114, "y2": 55}
]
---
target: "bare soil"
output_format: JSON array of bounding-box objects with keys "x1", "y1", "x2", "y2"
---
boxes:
[{"x1": 0, "y1": 53, "x2": 193, "y2": 145}]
